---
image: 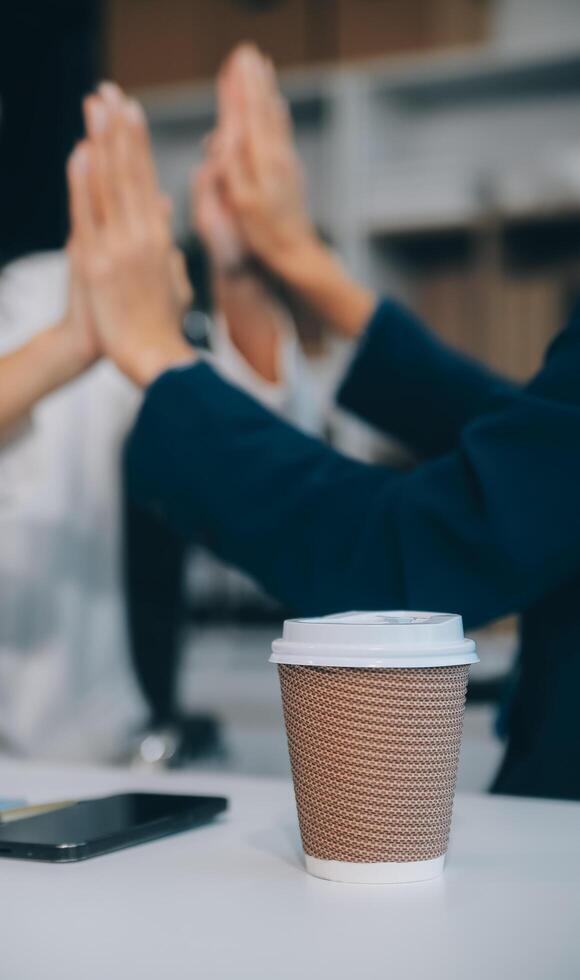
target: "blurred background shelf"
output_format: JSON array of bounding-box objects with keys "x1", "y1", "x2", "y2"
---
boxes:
[
  {"x1": 370, "y1": 42, "x2": 580, "y2": 101},
  {"x1": 129, "y1": 30, "x2": 580, "y2": 307}
]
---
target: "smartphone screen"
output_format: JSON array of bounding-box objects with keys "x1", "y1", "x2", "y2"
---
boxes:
[{"x1": 0, "y1": 793, "x2": 227, "y2": 862}]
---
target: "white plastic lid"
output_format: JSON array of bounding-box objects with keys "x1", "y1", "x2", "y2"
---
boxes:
[{"x1": 270, "y1": 611, "x2": 478, "y2": 669}]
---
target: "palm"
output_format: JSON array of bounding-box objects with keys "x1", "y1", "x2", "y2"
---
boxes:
[
  {"x1": 194, "y1": 161, "x2": 246, "y2": 270},
  {"x1": 65, "y1": 249, "x2": 101, "y2": 366}
]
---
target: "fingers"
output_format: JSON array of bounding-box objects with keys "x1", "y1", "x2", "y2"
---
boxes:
[
  {"x1": 82, "y1": 95, "x2": 112, "y2": 224},
  {"x1": 97, "y1": 87, "x2": 147, "y2": 231},
  {"x1": 169, "y1": 248, "x2": 194, "y2": 314},
  {"x1": 208, "y1": 90, "x2": 253, "y2": 209},
  {"x1": 192, "y1": 153, "x2": 222, "y2": 239},
  {"x1": 216, "y1": 53, "x2": 255, "y2": 190},
  {"x1": 84, "y1": 93, "x2": 127, "y2": 229},
  {"x1": 100, "y1": 82, "x2": 159, "y2": 204},
  {"x1": 208, "y1": 51, "x2": 271, "y2": 244},
  {"x1": 248, "y1": 49, "x2": 289, "y2": 138},
  {"x1": 123, "y1": 96, "x2": 162, "y2": 220},
  {"x1": 83, "y1": 84, "x2": 166, "y2": 241},
  {"x1": 214, "y1": 123, "x2": 254, "y2": 219},
  {"x1": 67, "y1": 141, "x2": 98, "y2": 253},
  {"x1": 230, "y1": 46, "x2": 292, "y2": 178},
  {"x1": 233, "y1": 48, "x2": 273, "y2": 179},
  {"x1": 110, "y1": 99, "x2": 149, "y2": 230}
]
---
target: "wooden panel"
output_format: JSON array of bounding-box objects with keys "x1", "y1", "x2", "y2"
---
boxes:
[
  {"x1": 207, "y1": 0, "x2": 311, "y2": 71},
  {"x1": 423, "y1": 0, "x2": 490, "y2": 48},
  {"x1": 305, "y1": 0, "x2": 339, "y2": 63},
  {"x1": 333, "y1": 0, "x2": 426, "y2": 60},
  {"x1": 108, "y1": 0, "x2": 216, "y2": 87},
  {"x1": 107, "y1": 0, "x2": 313, "y2": 87},
  {"x1": 331, "y1": 0, "x2": 489, "y2": 61},
  {"x1": 106, "y1": 0, "x2": 491, "y2": 88}
]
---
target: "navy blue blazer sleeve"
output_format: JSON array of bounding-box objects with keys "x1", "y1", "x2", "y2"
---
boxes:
[
  {"x1": 337, "y1": 298, "x2": 518, "y2": 457},
  {"x1": 126, "y1": 302, "x2": 580, "y2": 629}
]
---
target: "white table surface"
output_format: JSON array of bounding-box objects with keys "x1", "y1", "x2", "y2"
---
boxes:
[{"x1": 0, "y1": 759, "x2": 579, "y2": 980}]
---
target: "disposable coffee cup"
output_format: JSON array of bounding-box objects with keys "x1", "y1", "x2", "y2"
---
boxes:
[{"x1": 271, "y1": 611, "x2": 478, "y2": 884}]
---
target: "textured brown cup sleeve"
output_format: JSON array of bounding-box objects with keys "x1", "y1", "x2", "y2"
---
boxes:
[{"x1": 278, "y1": 664, "x2": 469, "y2": 864}]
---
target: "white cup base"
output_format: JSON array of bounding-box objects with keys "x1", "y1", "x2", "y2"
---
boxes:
[{"x1": 305, "y1": 853, "x2": 445, "y2": 884}]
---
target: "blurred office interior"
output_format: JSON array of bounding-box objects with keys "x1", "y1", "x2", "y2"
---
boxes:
[{"x1": 2, "y1": 0, "x2": 580, "y2": 787}]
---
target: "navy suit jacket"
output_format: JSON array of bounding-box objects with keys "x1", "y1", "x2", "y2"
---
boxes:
[{"x1": 127, "y1": 298, "x2": 580, "y2": 800}]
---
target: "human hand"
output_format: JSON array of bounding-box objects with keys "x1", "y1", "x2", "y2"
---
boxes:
[
  {"x1": 68, "y1": 93, "x2": 195, "y2": 387},
  {"x1": 193, "y1": 140, "x2": 248, "y2": 274},
  {"x1": 169, "y1": 241, "x2": 194, "y2": 317},
  {"x1": 56, "y1": 138, "x2": 103, "y2": 375},
  {"x1": 84, "y1": 90, "x2": 193, "y2": 322},
  {"x1": 214, "y1": 45, "x2": 318, "y2": 281},
  {"x1": 194, "y1": 129, "x2": 287, "y2": 387},
  {"x1": 212, "y1": 46, "x2": 374, "y2": 338},
  {"x1": 0, "y1": 244, "x2": 101, "y2": 437},
  {"x1": 54, "y1": 241, "x2": 101, "y2": 375}
]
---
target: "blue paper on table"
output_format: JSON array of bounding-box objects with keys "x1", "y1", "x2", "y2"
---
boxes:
[{"x1": 0, "y1": 799, "x2": 26, "y2": 810}]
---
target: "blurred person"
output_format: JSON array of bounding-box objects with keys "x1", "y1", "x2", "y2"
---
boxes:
[
  {"x1": 69, "y1": 54, "x2": 580, "y2": 802},
  {"x1": 0, "y1": 2, "x2": 210, "y2": 766},
  {"x1": 123, "y1": 105, "x2": 336, "y2": 765},
  {"x1": 62, "y1": 83, "x2": 323, "y2": 769},
  {"x1": 0, "y1": 0, "x2": 154, "y2": 761},
  {"x1": 0, "y1": 246, "x2": 155, "y2": 762},
  {"x1": 0, "y1": 186, "x2": 193, "y2": 763}
]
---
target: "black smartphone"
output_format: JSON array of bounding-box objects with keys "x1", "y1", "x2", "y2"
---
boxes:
[{"x1": 0, "y1": 792, "x2": 228, "y2": 863}]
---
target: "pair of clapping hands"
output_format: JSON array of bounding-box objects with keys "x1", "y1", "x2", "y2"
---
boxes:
[{"x1": 66, "y1": 44, "x2": 316, "y2": 389}]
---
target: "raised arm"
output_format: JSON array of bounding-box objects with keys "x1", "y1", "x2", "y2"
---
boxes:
[
  {"x1": 193, "y1": 151, "x2": 289, "y2": 392},
  {"x1": 0, "y1": 251, "x2": 98, "y2": 440},
  {"x1": 125, "y1": 301, "x2": 579, "y2": 628},
  {"x1": 71, "y1": 87, "x2": 580, "y2": 631},
  {"x1": 336, "y1": 297, "x2": 519, "y2": 458},
  {"x1": 216, "y1": 45, "x2": 517, "y2": 457}
]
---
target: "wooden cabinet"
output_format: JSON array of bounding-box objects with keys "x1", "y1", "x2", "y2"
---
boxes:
[
  {"x1": 108, "y1": 0, "x2": 317, "y2": 87},
  {"x1": 107, "y1": 0, "x2": 216, "y2": 87},
  {"x1": 331, "y1": 0, "x2": 489, "y2": 60},
  {"x1": 106, "y1": 0, "x2": 490, "y2": 88}
]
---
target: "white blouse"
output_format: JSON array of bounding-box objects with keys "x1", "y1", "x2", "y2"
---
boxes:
[{"x1": 0, "y1": 252, "x2": 147, "y2": 761}]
